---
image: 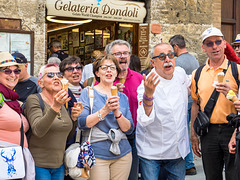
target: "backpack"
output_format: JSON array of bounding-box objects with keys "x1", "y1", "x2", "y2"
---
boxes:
[
  {"x1": 21, "y1": 93, "x2": 44, "y2": 116},
  {"x1": 194, "y1": 61, "x2": 240, "y2": 94}
]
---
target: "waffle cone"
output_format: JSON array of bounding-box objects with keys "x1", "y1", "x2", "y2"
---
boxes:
[
  {"x1": 232, "y1": 96, "x2": 239, "y2": 102},
  {"x1": 217, "y1": 75, "x2": 224, "y2": 83},
  {"x1": 111, "y1": 86, "x2": 118, "y2": 96},
  {"x1": 119, "y1": 78, "x2": 126, "y2": 84}
]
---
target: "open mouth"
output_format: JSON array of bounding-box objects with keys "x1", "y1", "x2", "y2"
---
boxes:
[{"x1": 119, "y1": 59, "x2": 127, "y2": 64}]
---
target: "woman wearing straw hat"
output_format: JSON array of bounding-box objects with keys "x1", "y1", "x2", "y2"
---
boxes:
[{"x1": 0, "y1": 51, "x2": 35, "y2": 179}]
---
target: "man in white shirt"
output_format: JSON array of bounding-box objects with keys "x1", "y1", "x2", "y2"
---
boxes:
[{"x1": 136, "y1": 43, "x2": 190, "y2": 180}]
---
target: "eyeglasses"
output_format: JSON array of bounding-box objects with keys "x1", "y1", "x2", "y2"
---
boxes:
[
  {"x1": 43, "y1": 72, "x2": 63, "y2": 79},
  {"x1": 64, "y1": 65, "x2": 83, "y2": 72},
  {"x1": 0, "y1": 68, "x2": 21, "y2": 75},
  {"x1": 233, "y1": 45, "x2": 240, "y2": 49},
  {"x1": 204, "y1": 40, "x2": 222, "y2": 47},
  {"x1": 112, "y1": 51, "x2": 130, "y2": 58},
  {"x1": 99, "y1": 65, "x2": 116, "y2": 71},
  {"x1": 152, "y1": 52, "x2": 175, "y2": 61}
]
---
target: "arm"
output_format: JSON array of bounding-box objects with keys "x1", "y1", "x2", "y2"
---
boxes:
[
  {"x1": 229, "y1": 128, "x2": 237, "y2": 154},
  {"x1": 190, "y1": 100, "x2": 201, "y2": 157},
  {"x1": 225, "y1": 41, "x2": 240, "y2": 64}
]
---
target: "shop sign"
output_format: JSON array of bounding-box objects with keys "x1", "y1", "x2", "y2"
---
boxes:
[
  {"x1": 46, "y1": 0, "x2": 147, "y2": 23},
  {"x1": 138, "y1": 24, "x2": 149, "y2": 60}
]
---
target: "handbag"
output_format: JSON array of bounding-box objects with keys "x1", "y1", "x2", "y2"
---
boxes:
[
  {"x1": 0, "y1": 119, "x2": 25, "y2": 179},
  {"x1": 193, "y1": 110, "x2": 210, "y2": 136},
  {"x1": 65, "y1": 87, "x2": 96, "y2": 180}
]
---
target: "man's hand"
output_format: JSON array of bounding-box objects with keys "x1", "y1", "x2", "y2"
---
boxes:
[
  {"x1": 191, "y1": 133, "x2": 202, "y2": 157},
  {"x1": 143, "y1": 72, "x2": 160, "y2": 97},
  {"x1": 229, "y1": 129, "x2": 237, "y2": 154},
  {"x1": 233, "y1": 101, "x2": 240, "y2": 112},
  {"x1": 115, "y1": 83, "x2": 125, "y2": 92},
  {"x1": 216, "y1": 82, "x2": 230, "y2": 96}
]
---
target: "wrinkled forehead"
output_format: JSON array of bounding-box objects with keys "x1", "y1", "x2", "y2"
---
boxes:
[{"x1": 154, "y1": 44, "x2": 173, "y2": 55}]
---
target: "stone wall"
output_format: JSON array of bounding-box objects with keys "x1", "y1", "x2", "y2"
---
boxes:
[
  {"x1": 146, "y1": 0, "x2": 221, "y2": 65},
  {"x1": 0, "y1": 0, "x2": 46, "y2": 76}
]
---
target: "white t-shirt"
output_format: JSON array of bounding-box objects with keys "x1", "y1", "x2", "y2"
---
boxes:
[{"x1": 81, "y1": 64, "x2": 94, "y2": 84}]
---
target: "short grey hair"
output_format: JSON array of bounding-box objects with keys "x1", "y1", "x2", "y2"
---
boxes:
[
  {"x1": 47, "y1": 57, "x2": 61, "y2": 65},
  {"x1": 150, "y1": 43, "x2": 174, "y2": 58},
  {"x1": 106, "y1": 40, "x2": 132, "y2": 54}
]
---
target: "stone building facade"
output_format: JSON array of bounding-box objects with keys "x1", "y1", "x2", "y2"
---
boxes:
[{"x1": 0, "y1": 0, "x2": 221, "y2": 75}]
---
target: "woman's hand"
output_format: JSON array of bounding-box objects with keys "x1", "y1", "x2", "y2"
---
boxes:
[
  {"x1": 71, "y1": 102, "x2": 83, "y2": 121},
  {"x1": 52, "y1": 89, "x2": 71, "y2": 112},
  {"x1": 233, "y1": 101, "x2": 240, "y2": 112},
  {"x1": 216, "y1": 82, "x2": 230, "y2": 96}
]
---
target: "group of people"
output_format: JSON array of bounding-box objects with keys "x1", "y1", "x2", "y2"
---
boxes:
[{"x1": 1, "y1": 27, "x2": 240, "y2": 180}]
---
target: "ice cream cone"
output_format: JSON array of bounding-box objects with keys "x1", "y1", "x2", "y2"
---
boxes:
[
  {"x1": 111, "y1": 86, "x2": 118, "y2": 96},
  {"x1": 232, "y1": 96, "x2": 239, "y2": 102},
  {"x1": 217, "y1": 72, "x2": 224, "y2": 83},
  {"x1": 61, "y1": 78, "x2": 69, "y2": 108},
  {"x1": 226, "y1": 90, "x2": 239, "y2": 102},
  {"x1": 119, "y1": 78, "x2": 126, "y2": 84}
]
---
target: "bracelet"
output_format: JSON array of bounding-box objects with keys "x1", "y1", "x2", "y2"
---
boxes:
[
  {"x1": 142, "y1": 101, "x2": 153, "y2": 107},
  {"x1": 143, "y1": 94, "x2": 154, "y2": 101},
  {"x1": 98, "y1": 110, "x2": 104, "y2": 121},
  {"x1": 115, "y1": 112, "x2": 122, "y2": 119}
]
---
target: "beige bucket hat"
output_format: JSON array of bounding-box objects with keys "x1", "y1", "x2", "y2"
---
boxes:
[{"x1": 0, "y1": 52, "x2": 24, "y2": 69}]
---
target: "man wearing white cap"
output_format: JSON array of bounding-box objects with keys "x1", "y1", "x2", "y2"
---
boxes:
[{"x1": 190, "y1": 27, "x2": 239, "y2": 180}]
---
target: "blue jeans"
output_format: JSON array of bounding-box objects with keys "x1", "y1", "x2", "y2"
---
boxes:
[
  {"x1": 128, "y1": 133, "x2": 139, "y2": 180},
  {"x1": 185, "y1": 102, "x2": 195, "y2": 170},
  {"x1": 35, "y1": 164, "x2": 65, "y2": 180},
  {"x1": 139, "y1": 156, "x2": 185, "y2": 180}
]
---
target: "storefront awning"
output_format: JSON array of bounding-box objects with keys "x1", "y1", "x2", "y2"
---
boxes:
[{"x1": 46, "y1": 0, "x2": 147, "y2": 23}]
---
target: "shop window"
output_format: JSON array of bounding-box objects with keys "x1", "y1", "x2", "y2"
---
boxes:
[{"x1": 118, "y1": 23, "x2": 134, "y2": 47}]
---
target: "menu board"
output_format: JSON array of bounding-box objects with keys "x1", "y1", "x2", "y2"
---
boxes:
[{"x1": 0, "y1": 31, "x2": 34, "y2": 75}]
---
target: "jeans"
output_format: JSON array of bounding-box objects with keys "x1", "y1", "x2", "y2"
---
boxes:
[
  {"x1": 35, "y1": 164, "x2": 65, "y2": 180},
  {"x1": 185, "y1": 102, "x2": 195, "y2": 170},
  {"x1": 128, "y1": 132, "x2": 139, "y2": 180},
  {"x1": 201, "y1": 124, "x2": 236, "y2": 180},
  {"x1": 139, "y1": 156, "x2": 185, "y2": 180}
]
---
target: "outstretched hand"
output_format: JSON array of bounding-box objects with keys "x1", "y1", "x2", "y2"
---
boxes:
[{"x1": 143, "y1": 72, "x2": 160, "y2": 97}]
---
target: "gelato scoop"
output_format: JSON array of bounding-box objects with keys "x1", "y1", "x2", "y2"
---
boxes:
[{"x1": 226, "y1": 90, "x2": 239, "y2": 102}]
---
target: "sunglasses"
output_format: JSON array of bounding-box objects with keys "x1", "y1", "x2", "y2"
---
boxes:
[
  {"x1": 152, "y1": 52, "x2": 175, "y2": 61},
  {"x1": 204, "y1": 40, "x2": 222, "y2": 47},
  {"x1": 43, "y1": 72, "x2": 63, "y2": 79},
  {"x1": 0, "y1": 68, "x2": 21, "y2": 75},
  {"x1": 64, "y1": 65, "x2": 83, "y2": 72},
  {"x1": 99, "y1": 65, "x2": 116, "y2": 71},
  {"x1": 233, "y1": 45, "x2": 240, "y2": 49}
]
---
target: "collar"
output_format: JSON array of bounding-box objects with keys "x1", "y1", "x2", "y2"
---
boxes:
[{"x1": 205, "y1": 55, "x2": 228, "y2": 71}]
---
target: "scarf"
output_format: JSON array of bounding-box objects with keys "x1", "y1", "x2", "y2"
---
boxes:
[
  {"x1": 0, "y1": 83, "x2": 22, "y2": 114},
  {"x1": 68, "y1": 83, "x2": 83, "y2": 99}
]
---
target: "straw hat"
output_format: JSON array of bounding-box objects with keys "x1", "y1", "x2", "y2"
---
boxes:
[
  {"x1": 0, "y1": 52, "x2": 24, "y2": 69},
  {"x1": 232, "y1": 34, "x2": 240, "y2": 44}
]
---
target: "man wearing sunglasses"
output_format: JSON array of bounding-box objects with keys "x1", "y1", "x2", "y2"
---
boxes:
[
  {"x1": 191, "y1": 27, "x2": 240, "y2": 180},
  {"x1": 12, "y1": 52, "x2": 41, "y2": 103},
  {"x1": 136, "y1": 43, "x2": 191, "y2": 180},
  {"x1": 232, "y1": 34, "x2": 240, "y2": 57},
  {"x1": 169, "y1": 35, "x2": 199, "y2": 176}
]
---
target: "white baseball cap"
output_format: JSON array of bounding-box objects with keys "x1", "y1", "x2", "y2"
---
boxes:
[{"x1": 201, "y1": 27, "x2": 223, "y2": 43}]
